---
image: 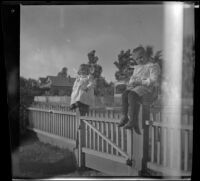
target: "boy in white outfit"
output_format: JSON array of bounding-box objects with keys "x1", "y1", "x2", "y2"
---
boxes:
[{"x1": 118, "y1": 46, "x2": 160, "y2": 135}]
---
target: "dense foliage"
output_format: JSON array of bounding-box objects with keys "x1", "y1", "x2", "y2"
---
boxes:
[
  {"x1": 114, "y1": 49, "x2": 135, "y2": 81},
  {"x1": 20, "y1": 77, "x2": 45, "y2": 133},
  {"x1": 57, "y1": 67, "x2": 68, "y2": 78},
  {"x1": 86, "y1": 50, "x2": 114, "y2": 96}
]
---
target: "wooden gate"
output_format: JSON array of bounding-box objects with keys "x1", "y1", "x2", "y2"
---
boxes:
[{"x1": 76, "y1": 109, "x2": 144, "y2": 176}]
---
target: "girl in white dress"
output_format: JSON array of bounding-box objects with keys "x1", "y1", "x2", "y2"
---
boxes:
[{"x1": 70, "y1": 64, "x2": 95, "y2": 115}]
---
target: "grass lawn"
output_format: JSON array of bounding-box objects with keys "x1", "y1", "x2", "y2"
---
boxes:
[{"x1": 12, "y1": 131, "x2": 105, "y2": 179}]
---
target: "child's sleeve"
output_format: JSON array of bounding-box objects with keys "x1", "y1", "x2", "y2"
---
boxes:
[
  {"x1": 128, "y1": 71, "x2": 137, "y2": 84},
  {"x1": 142, "y1": 63, "x2": 160, "y2": 86}
]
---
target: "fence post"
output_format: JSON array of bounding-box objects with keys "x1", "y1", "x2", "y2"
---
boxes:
[
  {"x1": 141, "y1": 103, "x2": 150, "y2": 176},
  {"x1": 77, "y1": 108, "x2": 85, "y2": 168},
  {"x1": 127, "y1": 129, "x2": 136, "y2": 175},
  {"x1": 126, "y1": 104, "x2": 144, "y2": 176}
]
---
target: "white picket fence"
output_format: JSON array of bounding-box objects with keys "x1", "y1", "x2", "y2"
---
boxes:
[
  {"x1": 27, "y1": 101, "x2": 193, "y2": 176},
  {"x1": 145, "y1": 106, "x2": 193, "y2": 176}
]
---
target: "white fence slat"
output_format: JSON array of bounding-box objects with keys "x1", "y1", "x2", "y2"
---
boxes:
[
  {"x1": 127, "y1": 129, "x2": 133, "y2": 160},
  {"x1": 55, "y1": 113, "x2": 57, "y2": 135},
  {"x1": 93, "y1": 121, "x2": 96, "y2": 150},
  {"x1": 61, "y1": 114, "x2": 63, "y2": 137},
  {"x1": 121, "y1": 127, "x2": 124, "y2": 152},
  {"x1": 163, "y1": 127, "x2": 167, "y2": 166},
  {"x1": 74, "y1": 115, "x2": 76, "y2": 140},
  {"x1": 97, "y1": 121, "x2": 100, "y2": 152},
  {"x1": 116, "y1": 125, "x2": 119, "y2": 156},
  {"x1": 68, "y1": 115, "x2": 70, "y2": 138},
  {"x1": 184, "y1": 130, "x2": 189, "y2": 171},
  {"x1": 38, "y1": 111, "x2": 41, "y2": 130},
  {"x1": 89, "y1": 121, "x2": 92, "y2": 149},
  {"x1": 157, "y1": 141, "x2": 160, "y2": 165},
  {"x1": 36, "y1": 111, "x2": 39, "y2": 129},
  {"x1": 151, "y1": 126, "x2": 154, "y2": 163},
  {"x1": 58, "y1": 114, "x2": 60, "y2": 135},
  {"x1": 58, "y1": 113, "x2": 61, "y2": 136},
  {"x1": 56, "y1": 113, "x2": 59, "y2": 135},
  {"x1": 71, "y1": 115, "x2": 73, "y2": 139},
  {"x1": 41, "y1": 111, "x2": 43, "y2": 130},
  {"x1": 46, "y1": 111, "x2": 48, "y2": 132},
  {"x1": 101, "y1": 122, "x2": 104, "y2": 152},
  {"x1": 85, "y1": 124, "x2": 88, "y2": 148},
  {"x1": 169, "y1": 128, "x2": 174, "y2": 168},
  {"x1": 71, "y1": 115, "x2": 74, "y2": 139},
  {"x1": 110, "y1": 123, "x2": 114, "y2": 155},
  {"x1": 157, "y1": 127, "x2": 161, "y2": 165},
  {"x1": 74, "y1": 116, "x2": 77, "y2": 140},
  {"x1": 59, "y1": 113, "x2": 62, "y2": 137},
  {"x1": 35, "y1": 111, "x2": 38, "y2": 129},
  {"x1": 64, "y1": 115, "x2": 67, "y2": 138},
  {"x1": 63, "y1": 114, "x2": 65, "y2": 137},
  {"x1": 52, "y1": 112, "x2": 54, "y2": 134},
  {"x1": 106, "y1": 122, "x2": 109, "y2": 153}
]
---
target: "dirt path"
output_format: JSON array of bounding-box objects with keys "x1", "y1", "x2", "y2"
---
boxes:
[{"x1": 12, "y1": 132, "x2": 105, "y2": 179}]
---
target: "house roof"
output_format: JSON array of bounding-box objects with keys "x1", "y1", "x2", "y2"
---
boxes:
[
  {"x1": 39, "y1": 77, "x2": 48, "y2": 84},
  {"x1": 47, "y1": 76, "x2": 75, "y2": 87}
]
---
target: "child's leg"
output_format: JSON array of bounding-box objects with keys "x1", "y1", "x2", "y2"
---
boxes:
[
  {"x1": 121, "y1": 90, "x2": 130, "y2": 117},
  {"x1": 77, "y1": 102, "x2": 89, "y2": 116},
  {"x1": 118, "y1": 90, "x2": 130, "y2": 127},
  {"x1": 124, "y1": 91, "x2": 141, "y2": 134},
  {"x1": 70, "y1": 103, "x2": 78, "y2": 110}
]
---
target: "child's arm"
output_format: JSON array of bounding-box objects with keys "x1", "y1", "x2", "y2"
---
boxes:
[
  {"x1": 141, "y1": 63, "x2": 160, "y2": 86},
  {"x1": 83, "y1": 75, "x2": 95, "y2": 92},
  {"x1": 127, "y1": 73, "x2": 142, "y2": 89}
]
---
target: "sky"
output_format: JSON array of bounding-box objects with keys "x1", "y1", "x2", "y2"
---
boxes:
[{"x1": 20, "y1": 4, "x2": 194, "y2": 82}]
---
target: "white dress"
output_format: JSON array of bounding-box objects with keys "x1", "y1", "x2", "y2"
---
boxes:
[{"x1": 70, "y1": 75, "x2": 95, "y2": 107}]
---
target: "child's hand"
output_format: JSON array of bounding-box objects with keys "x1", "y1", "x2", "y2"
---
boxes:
[
  {"x1": 134, "y1": 78, "x2": 142, "y2": 85},
  {"x1": 128, "y1": 78, "x2": 141, "y2": 87}
]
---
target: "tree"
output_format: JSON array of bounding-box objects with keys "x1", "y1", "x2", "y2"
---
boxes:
[
  {"x1": 114, "y1": 49, "x2": 135, "y2": 81},
  {"x1": 57, "y1": 67, "x2": 68, "y2": 78},
  {"x1": 87, "y1": 50, "x2": 102, "y2": 79},
  {"x1": 20, "y1": 77, "x2": 44, "y2": 134},
  {"x1": 84, "y1": 50, "x2": 114, "y2": 97},
  {"x1": 86, "y1": 50, "x2": 102, "y2": 96},
  {"x1": 145, "y1": 46, "x2": 163, "y2": 71}
]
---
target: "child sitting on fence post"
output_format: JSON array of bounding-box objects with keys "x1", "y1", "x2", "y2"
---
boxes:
[
  {"x1": 70, "y1": 64, "x2": 95, "y2": 116},
  {"x1": 118, "y1": 46, "x2": 160, "y2": 135}
]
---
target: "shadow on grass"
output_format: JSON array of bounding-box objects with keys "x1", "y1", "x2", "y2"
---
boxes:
[{"x1": 12, "y1": 130, "x2": 77, "y2": 179}]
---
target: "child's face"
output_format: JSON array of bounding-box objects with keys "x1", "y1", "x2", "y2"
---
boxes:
[
  {"x1": 78, "y1": 67, "x2": 88, "y2": 75},
  {"x1": 132, "y1": 51, "x2": 147, "y2": 65}
]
